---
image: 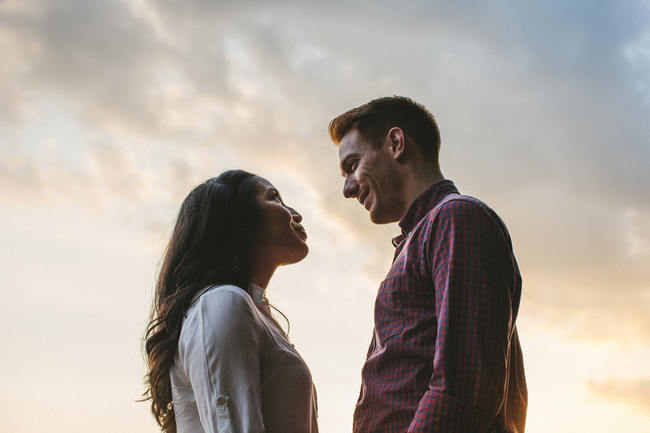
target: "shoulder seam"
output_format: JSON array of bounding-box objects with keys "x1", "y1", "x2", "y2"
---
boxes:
[{"x1": 196, "y1": 284, "x2": 250, "y2": 303}]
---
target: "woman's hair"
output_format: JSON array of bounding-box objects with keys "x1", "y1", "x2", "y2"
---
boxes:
[{"x1": 142, "y1": 169, "x2": 262, "y2": 433}]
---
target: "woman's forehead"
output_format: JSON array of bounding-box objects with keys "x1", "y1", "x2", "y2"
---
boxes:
[{"x1": 255, "y1": 177, "x2": 276, "y2": 192}]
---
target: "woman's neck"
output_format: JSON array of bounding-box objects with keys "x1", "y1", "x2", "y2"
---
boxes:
[{"x1": 249, "y1": 259, "x2": 276, "y2": 290}]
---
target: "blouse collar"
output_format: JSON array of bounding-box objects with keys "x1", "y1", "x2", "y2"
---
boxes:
[{"x1": 249, "y1": 283, "x2": 266, "y2": 306}]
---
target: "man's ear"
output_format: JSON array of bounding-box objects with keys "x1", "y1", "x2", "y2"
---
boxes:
[{"x1": 386, "y1": 127, "x2": 406, "y2": 160}]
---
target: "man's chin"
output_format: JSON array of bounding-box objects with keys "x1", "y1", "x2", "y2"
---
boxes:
[{"x1": 369, "y1": 207, "x2": 399, "y2": 225}]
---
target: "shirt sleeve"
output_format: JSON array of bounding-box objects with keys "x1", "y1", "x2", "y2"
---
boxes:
[
  {"x1": 178, "y1": 286, "x2": 266, "y2": 433},
  {"x1": 408, "y1": 199, "x2": 515, "y2": 432}
]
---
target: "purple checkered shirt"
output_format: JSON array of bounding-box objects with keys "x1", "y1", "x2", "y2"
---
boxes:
[{"x1": 353, "y1": 180, "x2": 527, "y2": 433}]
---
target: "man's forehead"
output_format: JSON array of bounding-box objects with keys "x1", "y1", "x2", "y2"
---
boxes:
[{"x1": 338, "y1": 129, "x2": 363, "y2": 160}]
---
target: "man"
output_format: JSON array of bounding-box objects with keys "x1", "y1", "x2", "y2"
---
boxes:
[{"x1": 329, "y1": 96, "x2": 527, "y2": 433}]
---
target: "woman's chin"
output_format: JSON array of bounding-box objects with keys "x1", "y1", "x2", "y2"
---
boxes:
[
  {"x1": 281, "y1": 243, "x2": 309, "y2": 265},
  {"x1": 293, "y1": 243, "x2": 309, "y2": 262}
]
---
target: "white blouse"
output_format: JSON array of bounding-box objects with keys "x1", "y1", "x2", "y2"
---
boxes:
[{"x1": 170, "y1": 284, "x2": 318, "y2": 433}]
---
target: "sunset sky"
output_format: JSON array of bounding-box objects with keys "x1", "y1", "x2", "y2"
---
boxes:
[{"x1": 1, "y1": 0, "x2": 649, "y2": 432}]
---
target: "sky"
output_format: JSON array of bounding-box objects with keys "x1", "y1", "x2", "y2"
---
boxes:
[{"x1": 1, "y1": 0, "x2": 649, "y2": 431}]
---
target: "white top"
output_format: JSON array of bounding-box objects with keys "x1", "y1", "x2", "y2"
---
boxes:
[{"x1": 170, "y1": 284, "x2": 318, "y2": 433}]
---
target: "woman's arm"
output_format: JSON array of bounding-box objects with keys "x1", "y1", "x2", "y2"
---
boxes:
[{"x1": 178, "y1": 286, "x2": 265, "y2": 433}]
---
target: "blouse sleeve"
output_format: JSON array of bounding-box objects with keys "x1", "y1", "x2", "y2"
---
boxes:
[{"x1": 177, "y1": 286, "x2": 265, "y2": 433}]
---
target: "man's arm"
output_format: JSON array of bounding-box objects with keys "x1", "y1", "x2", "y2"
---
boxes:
[{"x1": 408, "y1": 199, "x2": 515, "y2": 432}]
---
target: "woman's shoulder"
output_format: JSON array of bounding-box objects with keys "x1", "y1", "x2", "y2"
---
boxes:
[
  {"x1": 198, "y1": 283, "x2": 250, "y2": 299},
  {"x1": 191, "y1": 284, "x2": 256, "y2": 316},
  {"x1": 176, "y1": 284, "x2": 264, "y2": 373},
  {"x1": 179, "y1": 284, "x2": 261, "y2": 346}
]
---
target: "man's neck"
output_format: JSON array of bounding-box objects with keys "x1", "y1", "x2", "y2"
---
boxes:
[{"x1": 402, "y1": 166, "x2": 445, "y2": 213}]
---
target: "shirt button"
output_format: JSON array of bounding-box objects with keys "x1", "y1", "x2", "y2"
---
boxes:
[{"x1": 216, "y1": 396, "x2": 226, "y2": 406}]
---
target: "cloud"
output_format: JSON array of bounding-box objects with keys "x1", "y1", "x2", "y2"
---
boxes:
[
  {"x1": 588, "y1": 378, "x2": 650, "y2": 415},
  {"x1": 0, "y1": 134, "x2": 147, "y2": 210},
  {"x1": 1, "y1": 0, "x2": 649, "y2": 341},
  {"x1": 2, "y1": 4, "x2": 650, "y2": 433}
]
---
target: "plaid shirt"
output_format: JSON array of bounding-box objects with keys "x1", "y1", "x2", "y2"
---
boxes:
[{"x1": 353, "y1": 180, "x2": 527, "y2": 433}]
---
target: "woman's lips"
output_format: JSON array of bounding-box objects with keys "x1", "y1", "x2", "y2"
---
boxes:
[{"x1": 293, "y1": 224, "x2": 307, "y2": 240}]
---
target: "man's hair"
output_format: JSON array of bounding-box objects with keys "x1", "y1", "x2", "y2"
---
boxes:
[{"x1": 328, "y1": 96, "x2": 441, "y2": 161}]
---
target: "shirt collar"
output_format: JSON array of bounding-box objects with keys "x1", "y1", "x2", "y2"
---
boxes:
[{"x1": 392, "y1": 179, "x2": 459, "y2": 246}]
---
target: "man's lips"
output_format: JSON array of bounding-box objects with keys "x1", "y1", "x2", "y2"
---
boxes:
[{"x1": 358, "y1": 189, "x2": 369, "y2": 209}]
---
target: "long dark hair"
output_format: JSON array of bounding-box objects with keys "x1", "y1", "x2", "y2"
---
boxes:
[{"x1": 143, "y1": 169, "x2": 262, "y2": 433}]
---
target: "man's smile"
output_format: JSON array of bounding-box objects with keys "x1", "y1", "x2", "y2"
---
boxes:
[{"x1": 358, "y1": 188, "x2": 370, "y2": 209}]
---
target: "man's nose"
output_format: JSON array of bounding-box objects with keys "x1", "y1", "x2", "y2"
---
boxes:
[{"x1": 343, "y1": 176, "x2": 358, "y2": 198}]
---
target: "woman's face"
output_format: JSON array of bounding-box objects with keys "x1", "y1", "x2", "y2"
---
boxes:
[{"x1": 253, "y1": 177, "x2": 308, "y2": 266}]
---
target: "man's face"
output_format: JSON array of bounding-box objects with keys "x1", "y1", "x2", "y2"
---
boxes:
[{"x1": 338, "y1": 129, "x2": 405, "y2": 224}]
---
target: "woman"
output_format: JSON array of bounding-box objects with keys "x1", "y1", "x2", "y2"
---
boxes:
[{"x1": 144, "y1": 169, "x2": 318, "y2": 433}]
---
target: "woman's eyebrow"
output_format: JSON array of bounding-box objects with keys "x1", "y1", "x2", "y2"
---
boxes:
[{"x1": 268, "y1": 188, "x2": 282, "y2": 198}]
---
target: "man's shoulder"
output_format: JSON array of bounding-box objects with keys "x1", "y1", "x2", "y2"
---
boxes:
[
  {"x1": 423, "y1": 193, "x2": 495, "y2": 223},
  {"x1": 417, "y1": 193, "x2": 513, "y2": 250}
]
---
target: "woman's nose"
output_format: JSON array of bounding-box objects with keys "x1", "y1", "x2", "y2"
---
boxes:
[{"x1": 289, "y1": 207, "x2": 302, "y2": 222}]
